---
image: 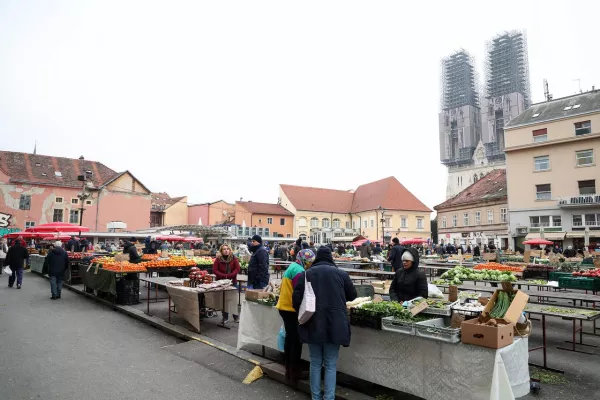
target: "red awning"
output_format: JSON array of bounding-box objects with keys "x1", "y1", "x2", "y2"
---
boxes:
[{"x1": 26, "y1": 222, "x2": 90, "y2": 233}]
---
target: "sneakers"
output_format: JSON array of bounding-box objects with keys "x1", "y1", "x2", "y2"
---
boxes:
[
  {"x1": 57, "y1": 295, "x2": 61, "y2": 299},
  {"x1": 51, "y1": 296, "x2": 57, "y2": 300},
  {"x1": 233, "y1": 315, "x2": 240, "y2": 323},
  {"x1": 222, "y1": 318, "x2": 229, "y2": 324},
  {"x1": 17, "y1": 285, "x2": 21, "y2": 289}
]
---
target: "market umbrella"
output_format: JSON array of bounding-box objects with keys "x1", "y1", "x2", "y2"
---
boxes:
[
  {"x1": 182, "y1": 236, "x2": 201, "y2": 243},
  {"x1": 26, "y1": 222, "x2": 90, "y2": 233},
  {"x1": 157, "y1": 235, "x2": 186, "y2": 242},
  {"x1": 400, "y1": 238, "x2": 426, "y2": 245},
  {"x1": 3, "y1": 232, "x2": 41, "y2": 239},
  {"x1": 42, "y1": 235, "x2": 71, "y2": 241},
  {"x1": 522, "y1": 239, "x2": 554, "y2": 246}
]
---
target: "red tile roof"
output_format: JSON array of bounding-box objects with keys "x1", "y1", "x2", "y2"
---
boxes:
[
  {"x1": 351, "y1": 176, "x2": 432, "y2": 213},
  {"x1": 434, "y1": 169, "x2": 507, "y2": 210},
  {"x1": 151, "y1": 192, "x2": 186, "y2": 208},
  {"x1": 280, "y1": 184, "x2": 355, "y2": 213},
  {"x1": 280, "y1": 177, "x2": 431, "y2": 214},
  {"x1": 0, "y1": 151, "x2": 119, "y2": 189},
  {"x1": 237, "y1": 201, "x2": 294, "y2": 216}
]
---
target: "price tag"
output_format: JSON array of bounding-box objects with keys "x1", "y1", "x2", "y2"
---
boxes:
[
  {"x1": 410, "y1": 301, "x2": 428, "y2": 316},
  {"x1": 448, "y1": 285, "x2": 458, "y2": 302},
  {"x1": 115, "y1": 253, "x2": 130, "y2": 262}
]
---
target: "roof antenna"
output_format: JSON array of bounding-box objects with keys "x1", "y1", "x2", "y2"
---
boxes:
[
  {"x1": 543, "y1": 79, "x2": 552, "y2": 101},
  {"x1": 33, "y1": 140, "x2": 37, "y2": 155}
]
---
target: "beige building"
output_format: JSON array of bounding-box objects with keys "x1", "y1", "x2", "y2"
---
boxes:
[
  {"x1": 504, "y1": 91, "x2": 600, "y2": 251},
  {"x1": 435, "y1": 169, "x2": 509, "y2": 249},
  {"x1": 150, "y1": 193, "x2": 188, "y2": 227},
  {"x1": 279, "y1": 177, "x2": 432, "y2": 244}
]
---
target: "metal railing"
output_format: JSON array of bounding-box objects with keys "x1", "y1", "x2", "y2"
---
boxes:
[{"x1": 558, "y1": 195, "x2": 600, "y2": 206}]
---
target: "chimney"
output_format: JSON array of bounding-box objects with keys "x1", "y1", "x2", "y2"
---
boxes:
[{"x1": 79, "y1": 156, "x2": 84, "y2": 160}]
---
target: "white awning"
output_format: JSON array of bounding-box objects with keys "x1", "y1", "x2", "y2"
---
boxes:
[
  {"x1": 331, "y1": 236, "x2": 358, "y2": 242},
  {"x1": 566, "y1": 231, "x2": 585, "y2": 238},
  {"x1": 525, "y1": 232, "x2": 566, "y2": 240}
]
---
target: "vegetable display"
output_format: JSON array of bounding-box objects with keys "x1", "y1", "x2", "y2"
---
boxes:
[
  {"x1": 538, "y1": 306, "x2": 600, "y2": 317},
  {"x1": 474, "y1": 262, "x2": 524, "y2": 273},
  {"x1": 573, "y1": 269, "x2": 600, "y2": 277},
  {"x1": 489, "y1": 291, "x2": 515, "y2": 319},
  {"x1": 440, "y1": 265, "x2": 518, "y2": 284}
]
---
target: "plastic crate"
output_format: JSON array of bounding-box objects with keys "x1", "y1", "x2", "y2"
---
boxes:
[
  {"x1": 383, "y1": 265, "x2": 393, "y2": 272},
  {"x1": 549, "y1": 272, "x2": 572, "y2": 281},
  {"x1": 116, "y1": 276, "x2": 140, "y2": 305},
  {"x1": 381, "y1": 317, "x2": 416, "y2": 335},
  {"x1": 350, "y1": 307, "x2": 382, "y2": 330},
  {"x1": 415, "y1": 318, "x2": 461, "y2": 343},
  {"x1": 408, "y1": 298, "x2": 458, "y2": 316},
  {"x1": 558, "y1": 277, "x2": 600, "y2": 291}
]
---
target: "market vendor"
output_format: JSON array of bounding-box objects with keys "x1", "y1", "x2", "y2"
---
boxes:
[
  {"x1": 123, "y1": 237, "x2": 142, "y2": 263},
  {"x1": 389, "y1": 248, "x2": 428, "y2": 302}
]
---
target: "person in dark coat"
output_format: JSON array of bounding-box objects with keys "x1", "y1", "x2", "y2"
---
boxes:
[
  {"x1": 4, "y1": 238, "x2": 29, "y2": 289},
  {"x1": 301, "y1": 241, "x2": 309, "y2": 250},
  {"x1": 389, "y1": 247, "x2": 428, "y2": 302},
  {"x1": 473, "y1": 245, "x2": 481, "y2": 257},
  {"x1": 66, "y1": 236, "x2": 79, "y2": 252},
  {"x1": 359, "y1": 241, "x2": 372, "y2": 258},
  {"x1": 373, "y1": 243, "x2": 383, "y2": 256},
  {"x1": 123, "y1": 237, "x2": 141, "y2": 263},
  {"x1": 247, "y1": 235, "x2": 269, "y2": 289},
  {"x1": 44, "y1": 241, "x2": 70, "y2": 299},
  {"x1": 291, "y1": 238, "x2": 302, "y2": 261},
  {"x1": 387, "y1": 237, "x2": 405, "y2": 272},
  {"x1": 292, "y1": 246, "x2": 357, "y2": 400},
  {"x1": 336, "y1": 243, "x2": 345, "y2": 256}
]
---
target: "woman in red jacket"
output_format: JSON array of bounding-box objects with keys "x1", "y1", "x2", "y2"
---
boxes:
[{"x1": 213, "y1": 244, "x2": 241, "y2": 323}]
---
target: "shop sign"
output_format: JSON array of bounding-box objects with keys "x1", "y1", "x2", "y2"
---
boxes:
[{"x1": 0, "y1": 212, "x2": 11, "y2": 228}]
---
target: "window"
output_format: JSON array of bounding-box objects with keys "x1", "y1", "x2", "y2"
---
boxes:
[
  {"x1": 310, "y1": 217, "x2": 319, "y2": 228},
  {"x1": 258, "y1": 219, "x2": 262, "y2": 224},
  {"x1": 463, "y1": 213, "x2": 469, "y2": 226},
  {"x1": 53, "y1": 209, "x2": 63, "y2": 222},
  {"x1": 579, "y1": 180, "x2": 596, "y2": 195},
  {"x1": 416, "y1": 218, "x2": 423, "y2": 229},
  {"x1": 322, "y1": 218, "x2": 330, "y2": 228},
  {"x1": 25, "y1": 221, "x2": 35, "y2": 229},
  {"x1": 401, "y1": 217, "x2": 407, "y2": 228},
  {"x1": 552, "y1": 215, "x2": 562, "y2": 227},
  {"x1": 573, "y1": 215, "x2": 583, "y2": 227},
  {"x1": 487, "y1": 210, "x2": 494, "y2": 224},
  {"x1": 298, "y1": 217, "x2": 307, "y2": 227},
  {"x1": 55, "y1": 197, "x2": 63, "y2": 203},
  {"x1": 264, "y1": 228, "x2": 270, "y2": 236},
  {"x1": 530, "y1": 216, "x2": 551, "y2": 227},
  {"x1": 384, "y1": 217, "x2": 391, "y2": 227},
  {"x1": 280, "y1": 218, "x2": 285, "y2": 226},
  {"x1": 286, "y1": 234, "x2": 291, "y2": 238},
  {"x1": 576, "y1": 150, "x2": 594, "y2": 166},
  {"x1": 536, "y1": 184, "x2": 551, "y2": 200},
  {"x1": 352, "y1": 221, "x2": 357, "y2": 229},
  {"x1": 575, "y1": 120, "x2": 592, "y2": 136},
  {"x1": 585, "y1": 214, "x2": 600, "y2": 227},
  {"x1": 19, "y1": 194, "x2": 31, "y2": 210},
  {"x1": 85, "y1": 200, "x2": 93, "y2": 206},
  {"x1": 370, "y1": 218, "x2": 374, "y2": 228},
  {"x1": 532, "y1": 128, "x2": 548, "y2": 143},
  {"x1": 500, "y1": 208, "x2": 507, "y2": 223},
  {"x1": 71, "y1": 198, "x2": 79, "y2": 205},
  {"x1": 534, "y1": 155, "x2": 550, "y2": 171},
  {"x1": 345, "y1": 221, "x2": 351, "y2": 229},
  {"x1": 69, "y1": 210, "x2": 79, "y2": 224},
  {"x1": 452, "y1": 214, "x2": 457, "y2": 227},
  {"x1": 364, "y1": 220, "x2": 367, "y2": 228},
  {"x1": 441, "y1": 216, "x2": 447, "y2": 228},
  {"x1": 475, "y1": 211, "x2": 481, "y2": 225},
  {"x1": 332, "y1": 218, "x2": 341, "y2": 228},
  {"x1": 267, "y1": 217, "x2": 273, "y2": 224}
]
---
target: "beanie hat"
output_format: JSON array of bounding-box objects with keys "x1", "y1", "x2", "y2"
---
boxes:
[
  {"x1": 251, "y1": 235, "x2": 263, "y2": 244},
  {"x1": 54, "y1": 241, "x2": 63, "y2": 248},
  {"x1": 402, "y1": 251, "x2": 414, "y2": 262},
  {"x1": 315, "y1": 246, "x2": 334, "y2": 264}
]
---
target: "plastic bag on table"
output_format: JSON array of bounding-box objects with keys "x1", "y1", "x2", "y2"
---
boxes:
[
  {"x1": 428, "y1": 283, "x2": 444, "y2": 299},
  {"x1": 3, "y1": 265, "x2": 12, "y2": 275},
  {"x1": 277, "y1": 325, "x2": 286, "y2": 351}
]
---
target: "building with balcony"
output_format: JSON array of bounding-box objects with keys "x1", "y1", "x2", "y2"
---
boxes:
[
  {"x1": 504, "y1": 90, "x2": 600, "y2": 251},
  {"x1": 279, "y1": 177, "x2": 432, "y2": 244},
  {"x1": 434, "y1": 169, "x2": 509, "y2": 249}
]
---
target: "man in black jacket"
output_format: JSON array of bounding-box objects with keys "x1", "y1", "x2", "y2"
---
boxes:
[
  {"x1": 4, "y1": 238, "x2": 29, "y2": 289},
  {"x1": 66, "y1": 236, "x2": 79, "y2": 252},
  {"x1": 123, "y1": 238, "x2": 142, "y2": 263},
  {"x1": 387, "y1": 237, "x2": 405, "y2": 272},
  {"x1": 389, "y1": 247, "x2": 428, "y2": 302},
  {"x1": 247, "y1": 235, "x2": 269, "y2": 289},
  {"x1": 44, "y1": 241, "x2": 70, "y2": 299}
]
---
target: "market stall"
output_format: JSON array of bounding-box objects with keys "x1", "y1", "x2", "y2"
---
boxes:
[{"x1": 237, "y1": 301, "x2": 530, "y2": 399}]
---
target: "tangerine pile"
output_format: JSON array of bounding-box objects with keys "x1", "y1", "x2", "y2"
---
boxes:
[
  {"x1": 474, "y1": 262, "x2": 524, "y2": 273},
  {"x1": 102, "y1": 262, "x2": 147, "y2": 273},
  {"x1": 140, "y1": 256, "x2": 196, "y2": 269},
  {"x1": 141, "y1": 254, "x2": 161, "y2": 261}
]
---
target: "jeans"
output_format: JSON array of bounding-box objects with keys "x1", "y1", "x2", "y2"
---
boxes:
[
  {"x1": 8, "y1": 267, "x2": 23, "y2": 287},
  {"x1": 308, "y1": 343, "x2": 340, "y2": 400},
  {"x1": 279, "y1": 310, "x2": 302, "y2": 377},
  {"x1": 50, "y1": 275, "x2": 63, "y2": 298}
]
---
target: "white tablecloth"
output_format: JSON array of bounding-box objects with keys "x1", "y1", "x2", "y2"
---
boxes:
[
  {"x1": 237, "y1": 301, "x2": 530, "y2": 400},
  {"x1": 166, "y1": 286, "x2": 238, "y2": 333}
]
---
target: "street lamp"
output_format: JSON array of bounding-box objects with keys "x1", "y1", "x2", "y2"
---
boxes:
[
  {"x1": 378, "y1": 206, "x2": 387, "y2": 245},
  {"x1": 77, "y1": 172, "x2": 93, "y2": 226}
]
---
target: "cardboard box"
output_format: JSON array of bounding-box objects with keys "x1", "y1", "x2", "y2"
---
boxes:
[
  {"x1": 245, "y1": 289, "x2": 271, "y2": 302},
  {"x1": 461, "y1": 318, "x2": 514, "y2": 349},
  {"x1": 482, "y1": 283, "x2": 529, "y2": 323}
]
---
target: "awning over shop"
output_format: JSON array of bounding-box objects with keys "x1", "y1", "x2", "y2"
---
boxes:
[
  {"x1": 331, "y1": 236, "x2": 358, "y2": 242},
  {"x1": 525, "y1": 232, "x2": 566, "y2": 240},
  {"x1": 566, "y1": 231, "x2": 585, "y2": 238}
]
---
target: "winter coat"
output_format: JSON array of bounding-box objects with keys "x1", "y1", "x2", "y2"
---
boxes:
[
  {"x1": 44, "y1": 247, "x2": 70, "y2": 277},
  {"x1": 248, "y1": 245, "x2": 269, "y2": 288},
  {"x1": 213, "y1": 256, "x2": 241, "y2": 284},
  {"x1": 359, "y1": 243, "x2": 372, "y2": 258},
  {"x1": 4, "y1": 241, "x2": 29, "y2": 269},
  {"x1": 123, "y1": 242, "x2": 141, "y2": 263},
  {"x1": 292, "y1": 261, "x2": 357, "y2": 347},
  {"x1": 373, "y1": 245, "x2": 383, "y2": 255},
  {"x1": 473, "y1": 246, "x2": 481, "y2": 257},
  {"x1": 389, "y1": 248, "x2": 428, "y2": 302},
  {"x1": 337, "y1": 245, "x2": 345, "y2": 256},
  {"x1": 66, "y1": 239, "x2": 79, "y2": 252},
  {"x1": 387, "y1": 244, "x2": 405, "y2": 272}
]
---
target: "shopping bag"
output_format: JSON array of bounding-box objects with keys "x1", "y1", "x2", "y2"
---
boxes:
[
  {"x1": 298, "y1": 272, "x2": 316, "y2": 324},
  {"x1": 277, "y1": 325, "x2": 286, "y2": 351},
  {"x1": 3, "y1": 265, "x2": 12, "y2": 275}
]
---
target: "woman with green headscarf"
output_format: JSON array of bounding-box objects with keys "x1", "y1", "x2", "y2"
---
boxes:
[{"x1": 276, "y1": 249, "x2": 316, "y2": 386}]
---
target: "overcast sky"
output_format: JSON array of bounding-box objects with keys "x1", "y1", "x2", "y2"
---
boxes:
[{"x1": 1, "y1": 1, "x2": 598, "y2": 211}]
